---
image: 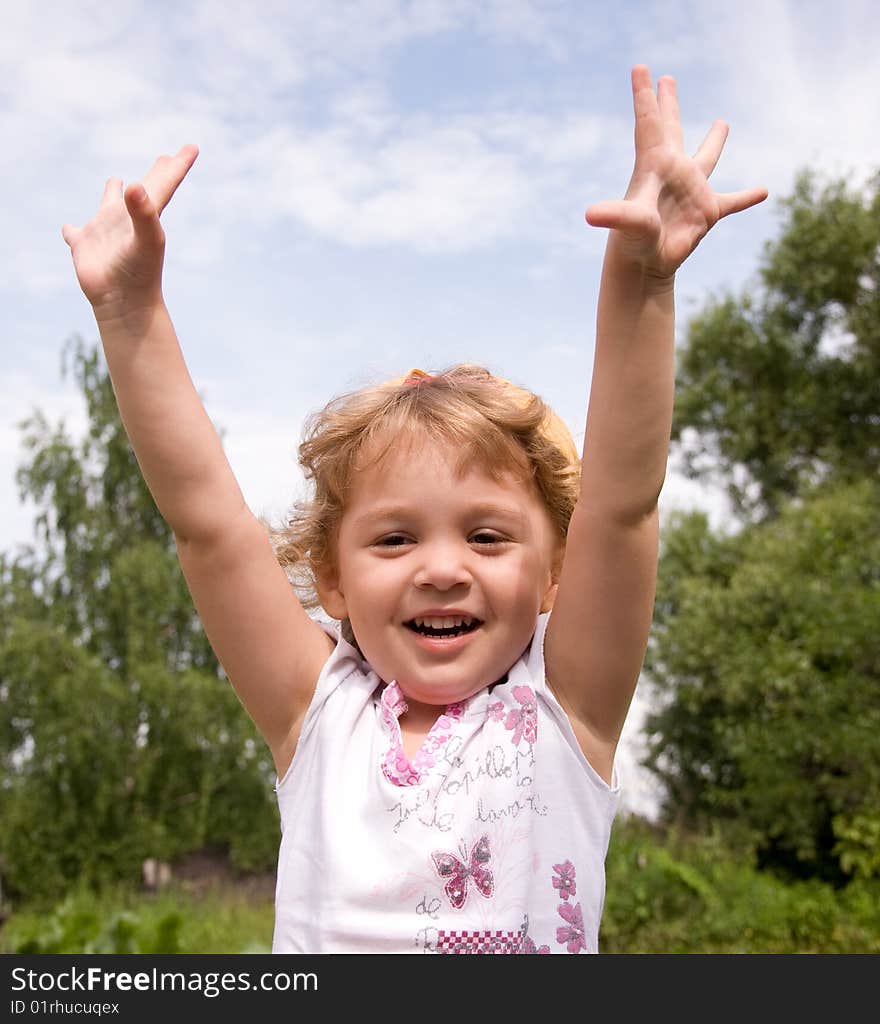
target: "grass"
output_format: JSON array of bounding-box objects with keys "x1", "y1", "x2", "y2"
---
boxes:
[{"x1": 1, "y1": 881, "x2": 275, "y2": 954}]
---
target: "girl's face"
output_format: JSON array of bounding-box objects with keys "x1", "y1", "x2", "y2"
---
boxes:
[{"x1": 318, "y1": 436, "x2": 560, "y2": 713}]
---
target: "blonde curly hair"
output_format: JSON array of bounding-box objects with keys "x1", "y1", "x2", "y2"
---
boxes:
[{"x1": 267, "y1": 364, "x2": 581, "y2": 612}]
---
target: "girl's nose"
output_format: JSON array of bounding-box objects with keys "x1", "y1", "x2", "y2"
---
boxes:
[{"x1": 413, "y1": 540, "x2": 472, "y2": 591}]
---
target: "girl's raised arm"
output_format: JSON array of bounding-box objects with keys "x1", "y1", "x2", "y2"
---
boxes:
[
  {"x1": 544, "y1": 67, "x2": 766, "y2": 783},
  {"x1": 63, "y1": 149, "x2": 334, "y2": 776}
]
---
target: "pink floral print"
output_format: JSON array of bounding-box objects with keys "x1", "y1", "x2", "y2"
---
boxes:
[
  {"x1": 487, "y1": 700, "x2": 506, "y2": 722},
  {"x1": 512, "y1": 860, "x2": 586, "y2": 954},
  {"x1": 380, "y1": 682, "x2": 463, "y2": 787},
  {"x1": 552, "y1": 860, "x2": 577, "y2": 901},
  {"x1": 501, "y1": 685, "x2": 537, "y2": 746},
  {"x1": 556, "y1": 901, "x2": 586, "y2": 954}
]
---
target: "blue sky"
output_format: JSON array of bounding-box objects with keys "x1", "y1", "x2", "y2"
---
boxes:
[{"x1": 4, "y1": 0, "x2": 878, "y2": 813}]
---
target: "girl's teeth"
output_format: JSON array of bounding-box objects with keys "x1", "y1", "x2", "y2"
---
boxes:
[
  {"x1": 408, "y1": 616, "x2": 480, "y2": 636},
  {"x1": 413, "y1": 618, "x2": 475, "y2": 626}
]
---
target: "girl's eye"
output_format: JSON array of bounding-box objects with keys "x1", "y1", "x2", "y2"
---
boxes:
[
  {"x1": 376, "y1": 534, "x2": 410, "y2": 547},
  {"x1": 471, "y1": 532, "x2": 502, "y2": 545}
]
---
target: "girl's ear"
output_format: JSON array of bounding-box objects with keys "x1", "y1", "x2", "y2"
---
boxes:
[
  {"x1": 540, "y1": 580, "x2": 558, "y2": 614},
  {"x1": 316, "y1": 566, "x2": 348, "y2": 622},
  {"x1": 540, "y1": 542, "x2": 564, "y2": 613}
]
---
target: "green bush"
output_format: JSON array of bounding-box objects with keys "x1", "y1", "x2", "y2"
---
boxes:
[
  {"x1": 601, "y1": 817, "x2": 880, "y2": 953},
  {"x1": 6, "y1": 897, "x2": 183, "y2": 955},
  {"x1": 1, "y1": 883, "x2": 273, "y2": 954}
]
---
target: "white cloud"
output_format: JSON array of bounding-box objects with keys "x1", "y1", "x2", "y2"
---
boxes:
[
  {"x1": 4, "y1": 3, "x2": 620, "y2": 294},
  {"x1": 209, "y1": 106, "x2": 610, "y2": 252},
  {"x1": 4, "y1": 0, "x2": 880, "y2": 554},
  {"x1": 645, "y1": 1, "x2": 880, "y2": 197},
  {"x1": 270, "y1": 124, "x2": 530, "y2": 249},
  {"x1": 10, "y1": 0, "x2": 877, "y2": 301},
  {"x1": 1, "y1": 366, "x2": 90, "y2": 553}
]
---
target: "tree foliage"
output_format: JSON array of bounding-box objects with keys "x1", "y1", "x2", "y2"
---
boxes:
[
  {"x1": 602, "y1": 818, "x2": 880, "y2": 953},
  {"x1": 645, "y1": 482, "x2": 880, "y2": 882},
  {"x1": 672, "y1": 171, "x2": 880, "y2": 521},
  {"x1": 647, "y1": 170, "x2": 880, "y2": 883},
  {"x1": 0, "y1": 340, "x2": 279, "y2": 903}
]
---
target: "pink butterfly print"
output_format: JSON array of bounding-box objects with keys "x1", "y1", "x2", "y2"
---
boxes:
[
  {"x1": 503, "y1": 685, "x2": 537, "y2": 746},
  {"x1": 556, "y1": 901, "x2": 586, "y2": 953},
  {"x1": 432, "y1": 835, "x2": 495, "y2": 910}
]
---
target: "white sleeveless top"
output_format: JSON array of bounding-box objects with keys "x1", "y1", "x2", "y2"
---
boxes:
[{"x1": 273, "y1": 612, "x2": 620, "y2": 954}]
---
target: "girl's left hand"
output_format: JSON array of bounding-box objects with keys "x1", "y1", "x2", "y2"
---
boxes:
[{"x1": 585, "y1": 65, "x2": 767, "y2": 280}]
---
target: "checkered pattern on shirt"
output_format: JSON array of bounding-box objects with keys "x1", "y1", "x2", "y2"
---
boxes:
[{"x1": 435, "y1": 926, "x2": 525, "y2": 954}]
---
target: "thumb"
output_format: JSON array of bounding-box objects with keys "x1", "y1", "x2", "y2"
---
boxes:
[
  {"x1": 585, "y1": 199, "x2": 655, "y2": 234},
  {"x1": 124, "y1": 183, "x2": 164, "y2": 247},
  {"x1": 61, "y1": 223, "x2": 80, "y2": 248}
]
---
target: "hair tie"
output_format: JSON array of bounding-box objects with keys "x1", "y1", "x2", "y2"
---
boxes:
[{"x1": 402, "y1": 368, "x2": 434, "y2": 386}]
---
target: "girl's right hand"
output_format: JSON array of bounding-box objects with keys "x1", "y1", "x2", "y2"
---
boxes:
[{"x1": 62, "y1": 145, "x2": 199, "y2": 324}]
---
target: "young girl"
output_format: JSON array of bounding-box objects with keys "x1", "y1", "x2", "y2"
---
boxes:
[{"x1": 62, "y1": 66, "x2": 766, "y2": 953}]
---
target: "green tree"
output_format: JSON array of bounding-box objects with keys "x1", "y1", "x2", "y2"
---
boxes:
[
  {"x1": 0, "y1": 339, "x2": 279, "y2": 904},
  {"x1": 645, "y1": 482, "x2": 880, "y2": 882},
  {"x1": 645, "y1": 170, "x2": 880, "y2": 882},
  {"x1": 672, "y1": 171, "x2": 880, "y2": 521}
]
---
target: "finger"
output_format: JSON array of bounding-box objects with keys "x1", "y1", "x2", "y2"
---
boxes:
[
  {"x1": 585, "y1": 199, "x2": 658, "y2": 235},
  {"x1": 717, "y1": 186, "x2": 769, "y2": 220},
  {"x1": 657, "y1": 76, "x2": 684, "y2": 150},
  {"x1": 100, "y1": 177, "x2": 124, "y2": 208},
  {"x1": 694, "y1": 120, "x2": 729, "y2": 178},
  {"x1": 61, "y1": 223, "x2": 80, "y2": 248},
  {"x1": 124, "y1": 183, "x2": 165, "y2": 248},
  {"x1": 141, "y1": 144, "x2": 199, "y2": 217},
  {"x1": 631, "y1": 64, "x2": 664, "y2": 154}
]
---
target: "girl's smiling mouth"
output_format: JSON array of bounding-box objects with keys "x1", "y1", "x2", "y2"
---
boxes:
[{"x1": 404, "y1": 616, "x2": 483, "y2": 639}]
